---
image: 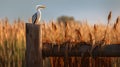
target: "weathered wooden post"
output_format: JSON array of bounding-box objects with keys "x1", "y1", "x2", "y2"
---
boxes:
[{"x1": 26, "y1": 23, "x2": 43, "y2": 67}]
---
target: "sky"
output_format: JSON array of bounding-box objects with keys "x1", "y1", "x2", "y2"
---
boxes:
[{"x1": 0, "y1": 0, "x2": 120, "y2": 24}]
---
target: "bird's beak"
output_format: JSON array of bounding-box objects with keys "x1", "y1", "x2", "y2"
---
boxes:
[{"x1": 40, "y1": 5, "x2": 46, "y2": 8}]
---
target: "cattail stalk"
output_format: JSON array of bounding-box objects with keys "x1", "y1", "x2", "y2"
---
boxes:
[{"x1": 103, "y1": 11, "x2": 112, "y2": 45}]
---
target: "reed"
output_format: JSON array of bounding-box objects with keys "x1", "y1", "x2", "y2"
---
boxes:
[
  {"x1": 0, "y1": 16, "x2": 120, "y2": 67},
  {"x1": 0, "y1": 18, "x2": 26, "y2": 67}
]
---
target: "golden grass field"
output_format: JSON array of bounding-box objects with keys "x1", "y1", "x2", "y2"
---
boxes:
[
  {"x1": 41, "y1": 17, "x2": 120, "y2": 45},
  {"x1": 0, "y1": 17, "x2": 120, "y2": 67},
  {"x1": 0, "y1": 18, "x2": 26, "y2": 67}
]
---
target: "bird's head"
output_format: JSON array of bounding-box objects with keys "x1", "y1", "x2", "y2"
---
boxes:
[{"x1": 36, "y1": 5, "x2": 46, "y2": 10}]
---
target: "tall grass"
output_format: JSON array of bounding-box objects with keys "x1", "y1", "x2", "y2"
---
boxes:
[
  {"x1": 0, "y1": 17, "x2": 120, "y2": 67},
  {"x1": 0, "y1": 18, "x2": 26, "y2": 67},
  {"x1": 42, "y1": 20, "x2": 120, "y2": 44}
]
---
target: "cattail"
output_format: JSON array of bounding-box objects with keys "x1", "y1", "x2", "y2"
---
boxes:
[
  {"x1": 103, "y1": 11, "x2": 112, "y2": 44},
  {"x1": 108, "y1": 11, "x2": 112, "y2": 24},
  {"x1": 113, "y1": 16, "x2": 120, "y2": 30}
]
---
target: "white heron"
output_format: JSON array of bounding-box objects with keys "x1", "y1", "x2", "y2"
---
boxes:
[{"x1": 32, "y1": 5, "x2": 45, "y2": 24}]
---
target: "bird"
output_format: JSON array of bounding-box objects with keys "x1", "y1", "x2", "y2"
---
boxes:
[{"x1": 32, "y1": 5, "x2": 46, "y2": 24}]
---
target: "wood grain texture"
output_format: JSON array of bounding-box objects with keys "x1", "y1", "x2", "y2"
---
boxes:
[{"x1": 26, "y1": 23, "x2": 43, "y2": 67}]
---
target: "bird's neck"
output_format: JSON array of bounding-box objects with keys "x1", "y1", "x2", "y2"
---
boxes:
[
  {"x1": 37, "y1": 9, "x2": 41, "y2": 15},
  {"x1": 37, "y1": 9, "x2": 41, "y2": 12},
  {"x1": 37, "y1": 9, "x2": 41, "y2": 22}
]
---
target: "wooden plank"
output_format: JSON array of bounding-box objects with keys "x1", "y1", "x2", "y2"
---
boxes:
[
  {"x1": 26, "y1": 23, "x2": 43, "y2": 67},
  {"x1": 42, "y1": 43, "x2": 120, "y2": 57},
  {"x1": 92, "y1": 44, "x2": 120, "y2": 57}
]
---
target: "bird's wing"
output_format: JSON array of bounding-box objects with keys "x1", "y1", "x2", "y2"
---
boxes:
[{"x1": 32, "y1": 12, "x2": 37, "y2": 24}]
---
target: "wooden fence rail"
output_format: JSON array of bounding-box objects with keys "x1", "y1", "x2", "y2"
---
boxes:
[
  {"x1": 26, "y1": 23, "x2": 120, "y2": 67},
  {"x1": 42, "y1": 43, "x2": 120, "y2": 57}
]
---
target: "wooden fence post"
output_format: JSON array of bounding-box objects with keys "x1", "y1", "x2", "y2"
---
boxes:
[{"x1": 26, "y1": 23, "x2": 43, "y2": 67}]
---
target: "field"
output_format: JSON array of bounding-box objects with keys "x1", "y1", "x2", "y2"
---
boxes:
[
  {"x1": 0, "y1": 18, "x2": 26, "y2": 67},
  {"x1": 0, "y1": 17, "x2": 120, "y2": 67}
]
